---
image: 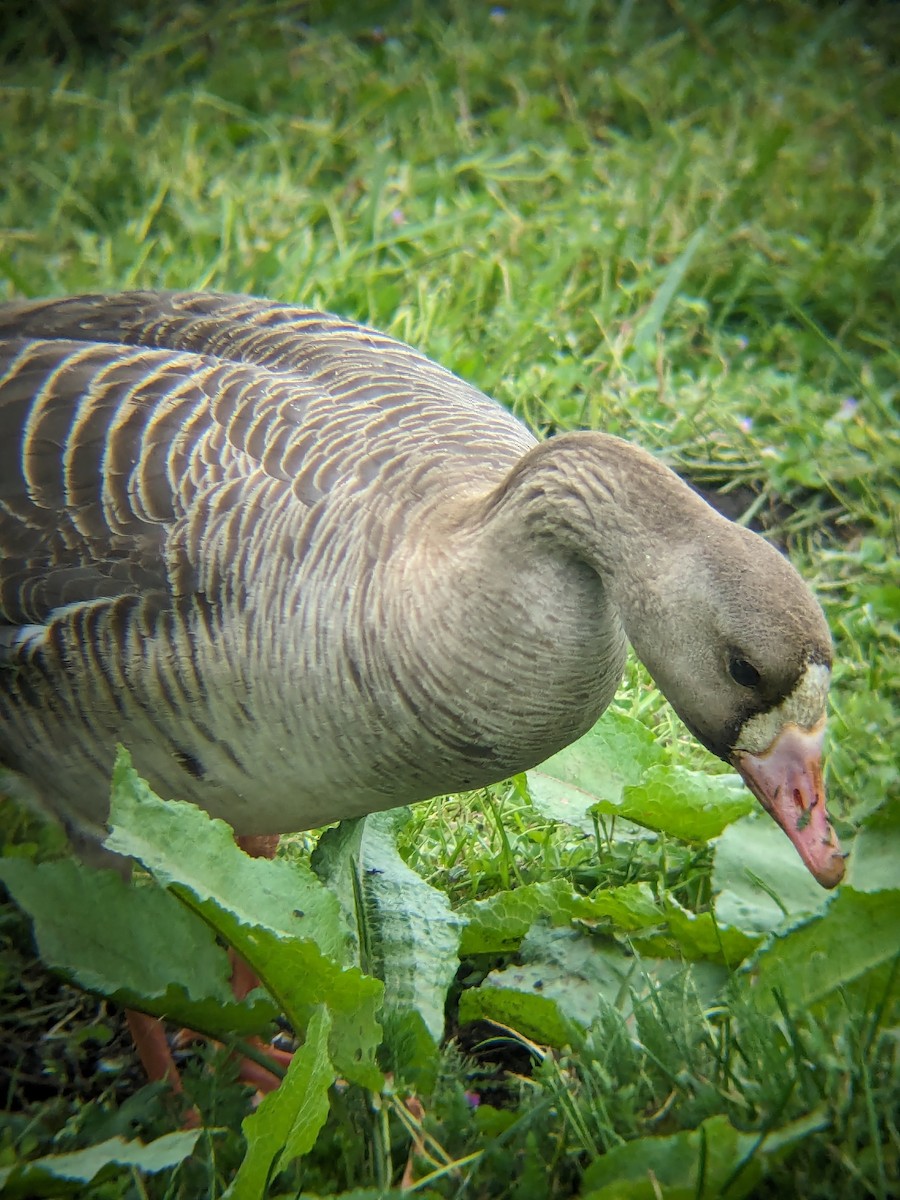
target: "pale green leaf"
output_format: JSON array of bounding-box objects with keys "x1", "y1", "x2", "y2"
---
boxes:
[
  {"x1": 358, "y1": 811, "x2": 462, "y2": 1044},
  {"x1": 458, "y1": 980, "x2": 582, "y2": 1048},
  {"x1": 600, "y1": 765, "x2": 753, "y2": 842},
  {"x1": 459, "y1": 924, "x2": 727, "y2": 1047},
  {"x1": 226, "y1": 1007, "x2": 334, "y2": 1200},
  {"x1": 582, "y1": 882, "x2": 665, "y2": 931},
  {"x1": 459, "y1": 879, "x2": 601, "y2": 955},
  {"x1": 846, "y1": 801, "x2": 899, "y2": 893},
  {"x1": 738, "y1": 887, "x2": 900, "y2": 1014},
  {"x1": 529, "y1": 715, "x2": 750, "y2": 843},
  {"x1": 315, "y1": 811, "x2": 463, "y2": 1082},
  {"x1": 105, "y1": 753, "x2": 347, "y2": 957},
  {"x1": 459, "y1": 925, "x2": 637, "y2": 1046},
  {"x1": 0, "y1": 1132, "x2": 200, "y2": 1199},
  {"x1": 629, "y1": 900, "x2": 760, "y2": 965},
  {"x1": 713, "y1": 810, "x2": 835, "y2": 935},
  {"x1": 310, "y1": 816, "x2": 368, "y2": 962},
  {"x1": 655, "y1": 898, "x2": 759, "y2": 965},
  {"x1": 581, "y1": 1109, "x2": 827, "y2": 1199},
  {"x1": 527, "y1": 711, "x2": 662, "y2": 834},
  {"x1": 460, "y1": 880, "x2": 754, "y2": 970},
  {"x1": 0, "y1": 857, "x2": 275, "y2": 1036}
]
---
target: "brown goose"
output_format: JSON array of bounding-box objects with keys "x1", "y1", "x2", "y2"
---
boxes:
[{"x1": 0, "y1": 291, "x2": 844, "y2": 888}]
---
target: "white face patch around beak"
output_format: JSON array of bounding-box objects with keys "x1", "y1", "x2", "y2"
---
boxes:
[{"x1": 735, "y1": 661, "x2": 831, "y2": 754}]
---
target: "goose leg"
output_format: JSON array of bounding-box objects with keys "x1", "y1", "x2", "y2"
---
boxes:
[
  {"x1": 125, "y1": 1009, "x2": 185, "y2": 1092},
  {"x1": 125, "y1": 1009, "x2": 201, "y2": 1128}
]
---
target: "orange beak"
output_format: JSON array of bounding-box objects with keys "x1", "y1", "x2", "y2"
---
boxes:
[{"x1": 732, "y1": 720, "x2": 845, "y2": 888}]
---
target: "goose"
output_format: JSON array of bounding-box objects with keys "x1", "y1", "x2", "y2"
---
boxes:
[
  {"x1": 0, "y1": 290, "x2": 845, "y2": 892},
  {"x1": 0, "y1": 290, "x2": 847, "y2": 1098}
]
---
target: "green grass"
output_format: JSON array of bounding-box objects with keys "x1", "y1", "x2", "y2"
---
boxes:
[{"x1": 1, "y1": 2, "x2": 898, "y2": 1197}]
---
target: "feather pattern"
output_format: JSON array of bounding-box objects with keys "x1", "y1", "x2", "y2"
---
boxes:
[{"x1": 0, "y1": 293, "x2": 622, "y2": 842}]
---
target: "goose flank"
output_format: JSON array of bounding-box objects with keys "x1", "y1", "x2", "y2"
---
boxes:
[{"x1": 0, "y1": 291, "x2": 845, "y2": 887}]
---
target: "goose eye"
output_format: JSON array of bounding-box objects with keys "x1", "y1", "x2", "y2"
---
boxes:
[{"x1": 729, "y1": 656, "x2": 761, "y2": 688}]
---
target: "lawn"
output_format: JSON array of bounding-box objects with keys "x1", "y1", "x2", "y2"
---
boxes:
[{"x1": 0, "y1": 2, "x2": 898, "y2": 1198}]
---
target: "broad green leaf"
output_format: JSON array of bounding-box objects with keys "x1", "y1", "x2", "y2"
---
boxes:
[
  {"x1": 458, "y1": 979, "x2": 582, "y2": 1048},
  {"x1": 582, "y1": 882, "x2": 663, "y2": 931},
  {"x1": 226, "y1": 1007, "x2": 334, "y2": 1200},
  {"x1": 0, "y1": 1131, "x2": 200, "y2": 1199},
  {"x1": 663, "y1": 900, "x2": 760, "y2": 964},
  {"x1": 356, "y1": 810, "x2": 463, "y2": 1049},
  {"x1": 106, "y1": 751, "x2": 383, "y2": 1087},
  {"x1": 738, "y1": 886, "x2": 900, "y2": 1014},
  {"x1": 527, "y1": 711, "x2": 662, "y2": 834},
  {"x1": 311, "y1": 816, "x2": 368, "y2": 961},
  {"x1": 319, "y1": 811, "x2": 462, "y2": 1044},
  {"x1": 713, "y1": 811, "x2": 835, "y2": 935},
  {"x1": 316, "y1": 811, "x2": 461, "y2": 1084},
  {"x1": 460, "y1": 880, "x2": 754, "y2": 970},
  {"x1": 0, "y1": 857, "x2": 276, "y2": 1036},
  {"x1": 529, "y1": 714, "x2": 750, "y2": 843},
  {"x1": 630, "y1": 898, "x2": 760, "y2": 965},
  {"x1": 459, "y1": 879, "x2": 601, "y2": 955},
  {"x1": 459, "y1": 924, "x2": 726, "y2": 1047},
  {"x1": 459, "y1": 925, "x2": 637, "y2": 1046},
  {"x1": 581, "y1": 1109, "x2": 827, "y2": 1199},
  {"x1": 599, "y1": 765, "x2": 753, "y2": 842},
  {"x1": 105, "y1": 754, "x2": 347, "y2": 958},
  {"x1": 846, "y1": 801, "x2": 899, "y2": 893}
]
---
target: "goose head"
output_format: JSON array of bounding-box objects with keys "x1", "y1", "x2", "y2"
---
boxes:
[
  {"x1": 505, "y1": 432, "x2": 845, "y2": 888},
  {"x1": 624, "y1": 523, "x2": 842, "y2": 888}
]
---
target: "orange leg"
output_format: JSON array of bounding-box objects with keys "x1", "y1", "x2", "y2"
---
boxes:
[
  {"x1": 126, "y1": 1009, "x2": 200, "y2": 1127},
  {"x1": 235, "y1": 833, "x2": 281, "y2": 859},
  {"x1": 126, "y1": 1009, "x2": 185, "y2": 1091}
]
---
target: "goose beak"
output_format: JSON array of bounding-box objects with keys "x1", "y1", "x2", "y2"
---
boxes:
[{"x1": 732, "y1": 719, "x2": 845, "y2": 888}]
